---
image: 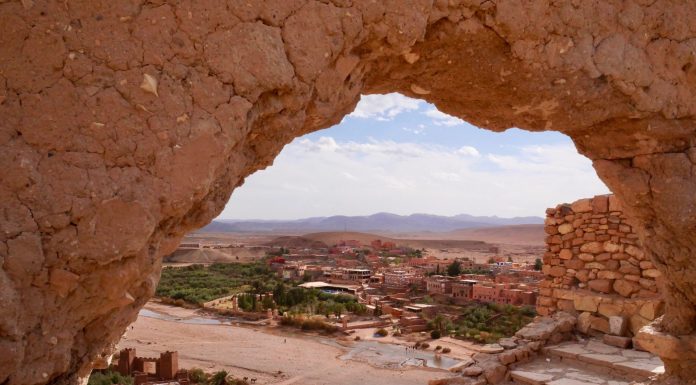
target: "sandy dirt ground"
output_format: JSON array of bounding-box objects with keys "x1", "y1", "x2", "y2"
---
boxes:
[{"x1": 117, "y1": 302, "x2": 454, "y2": 385}]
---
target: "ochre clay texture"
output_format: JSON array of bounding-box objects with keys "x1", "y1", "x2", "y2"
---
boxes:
[{"x1": 2, "y1": 1, "x2": 696, "y2": 384}]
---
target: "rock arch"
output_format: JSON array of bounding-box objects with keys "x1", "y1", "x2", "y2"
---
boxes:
[{"x1": 2, "y1": 0, "x2": 696, "y2": 384}]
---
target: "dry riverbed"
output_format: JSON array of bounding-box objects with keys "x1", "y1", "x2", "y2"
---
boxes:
[{"x1": 117, "y1": 302, "x2": 459, "y2": 385}]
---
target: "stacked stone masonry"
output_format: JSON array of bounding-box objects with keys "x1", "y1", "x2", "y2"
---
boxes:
[{"x1": 537, "y1": 195, "x2": 664, "y2": 342}]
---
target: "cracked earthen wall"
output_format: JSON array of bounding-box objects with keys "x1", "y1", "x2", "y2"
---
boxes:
[{"x1": 2, "y1": 1, "x2": 696, "y2": 384}]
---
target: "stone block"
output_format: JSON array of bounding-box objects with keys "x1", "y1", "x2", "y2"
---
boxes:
[
  {"x1": 538, "y1": 296, "x2": 553, "y2": 307},
  {"x1": 580, "y1": 242, "x2": 603, "y2": 254},
  {"x1": 561, "y1": 233, "x2": 576, "y2": 241},
  {"x1": 545, "y1": 235, "x2": 559, "y2": 245},
  {"x1": 578, "y1": 253, "x2": 594, "y2": 262},
  {"x1": 639, "y1": 301, "x2": 664, "y2": 321},
  {"x1": 588, "y1": 279, "x2": 613, "y2": 294},
  {"x1": 595, "y1": 253, "x2": 611, "y2": 262},
  {"x1": 549, "y1": 266, "x2": 566, "y2": 277},
  {"x1": 557, "y1": 299, "x2": 575, "y2": 312},
  {"x1": 642, "y1": 269, "x2": 661, "y2": 278},
  {"x1": 611, "y1": 253, "x2": 629, "y2": 260},
  {"x1": 608, "y1": 316, "x2": 628, "y2": 336},
  {"x1": 598, "y1": 303, "x2": 622, "y2": 318},
  {"x1": 590, "y1": 316, "x2": 610, "y2": 333},
  {"x1": 536, "y1": 306, "x2": 551, "y2": 316},
  {"x1": 545, "y1": 226, "x2": 559, "y2": 235},
  {"x1": 577, "y1": 312, "x2": 592, "y2": 334},
  {"x1": 624, "y1": 274, "x2": 640, "y2": 282},
  {"x1": 510, "y1": 371, "x2": 554, "y2": 385},
  {"x1": 553, "y1": 289, "x2": 574, "y2": 300},
  {"x1": 585, "y1": 262, "x2": 606, "y2": 270},
  {"x1": 497, "y1": 350, "x2": 517, "y2": 365},
  {"x1": 498, "y1": 338, "x2": 517, "y2": 350},
  {"x1": 565, "y1": 259, "x2": 584, "y2": 270},
  {"x1": 624, "y1": 245, "x2": 644, "y2": 259},
  {"x1": 571, "y1": 198, "x2": 592, "y2": 213},
  {"x1": 619, "y1": 262, "x2": 641, "y2": 275},
  {"x1": 559, "y1": 249, "x2": 573, "y2": 260},
  {"x1": 603, "y1": 241, "x2": 620, "y2": 253},
  {"x1": 480, "y1": 360, "x2": 507, "y2": 384},
  {"x1": 592, "y1": 195, "x2": 609, "y2": 213},
  {"x1": 597, "y1": 271, "x2": 621, "y2": 280},
  {"x1": 574, "y1": 293, "x2": 601, "y2": 312},
  {"x1": 576, "y1": 270, "x2": 590, "y2": 282},
  {"x1": 583, "y1": 233, "x2": 596, "y2": 241},
  {"x1": 463, "y1": 366, "x2": 483, "y2": 376},
  {"x1": 603, "y1": 334, "x2": 632, "y2": 348},
  {"x1": 558, "y1": 224, "x2": 574, "y2": 235},
  {"x1": 629, "y1": 314, "x2": 651, "y2": 336},
  {"x1": 613, "y1": 279, "x2": 637, "y2": 297}
]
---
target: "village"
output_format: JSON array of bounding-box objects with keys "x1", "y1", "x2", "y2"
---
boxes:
[
  {"x1": 178, "y1": 236, "x2": 543, "y2": 334},
  {"x1": 100, "y1": 236, "x2": 544, "y2": 385}
]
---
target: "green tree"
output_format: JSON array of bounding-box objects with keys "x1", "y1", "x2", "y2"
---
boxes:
[
  {"x1": 428, "y1": 314, "x2": 451, "y2": 336},
  {"x1": 188, "y1": 368, "x2": 208, "y2": 384},
  {"x1": 447, "y1": 260, "x2": 462, "y2": 276},
  {"x1": 333, "y1": 303, "x2": 345, "y2": 318},
  {"x1": 210, "y1": 370, "x2": 228, "y2": 385},
  {"x1": 534, "y1": 258, "x2": 543, "y2": 271},
  {"x1": 262, "y1": 295, "x2": 275, "y2": 310},
  {"x1": 87, "y1": 371, "x2": 133, "y2": 385}
]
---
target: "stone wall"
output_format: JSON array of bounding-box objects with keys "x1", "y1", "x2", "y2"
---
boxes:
[{"x1": 537, "y1": 195, "x2": 664, "y2": 340}]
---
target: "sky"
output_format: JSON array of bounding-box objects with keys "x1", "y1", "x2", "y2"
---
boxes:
[{"x1": 218, "y1": 93, "x2": 610, "y2": 220}]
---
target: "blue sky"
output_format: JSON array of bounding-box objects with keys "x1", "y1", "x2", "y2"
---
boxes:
[{"x1": 219, "y1": 94, "x2": 610, "y2": 220}]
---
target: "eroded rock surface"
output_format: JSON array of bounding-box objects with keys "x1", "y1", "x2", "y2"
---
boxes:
[{"x1": 2, "y1": 1, "x2": 696, "y2": 384}]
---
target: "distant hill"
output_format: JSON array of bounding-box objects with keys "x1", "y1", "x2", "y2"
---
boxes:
[
  {"x1": 199, "y1": 212, "x2": 543, "y2": 233},
  {"x1": 418, "y1": 224, "x2": 545, "y2": 246},
  {"x1": 277, "y1": 231, "x2": 491, "y2": 251}
]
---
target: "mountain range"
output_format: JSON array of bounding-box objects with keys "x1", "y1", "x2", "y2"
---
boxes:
[{"x1": 199, "y1": 212, "x2": 544, "y2": 233}]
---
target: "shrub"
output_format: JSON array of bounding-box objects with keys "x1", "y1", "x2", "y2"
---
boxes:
[
  {"x1": 87, "y1": 370, "x2": 133, "y2": 385},
  {"x1": 375, "y1": 328, "x2": 388, "y2": 337},
  {"x1": 435, "y1": 345, "x2": 442, "y2": 351},
  {"x1": 210, "y1": 370, "x2": 228, "y2": 385},
  {"x1": 280, "y1": 315, "x2": 338, "y2": 333},
  {"x1": 442, "y1": 347, "x2": 451, "y2": 353},
  {"x1": 430, "y1": 330, "x2": 441, "y2": 339},
  {"x1": 188, "y1": 368, "x2": 207, "y2": 384},
  {"x1": 354, "y1": 336, "x2": 361, "y2": 341},
  {"x1": 420, "y1": 343, "x2": 430, "y2": 349}
]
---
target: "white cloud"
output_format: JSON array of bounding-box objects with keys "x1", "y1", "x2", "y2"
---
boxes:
[
  {"x1": 350, "y1": 93, "x2": 422, "y2": 120},
  {"x1": 457, "y1": 146, "x2": 480, "y2": 157},
  {"x1": 220, "y1": 137, "x2": 610, "y2": 220},
  {"x1": 402, "y1": 124, "x2": 426, "y2": 135},
  {"x1": 423, "y1": 107, "x2": 465, "y2": 126}
]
